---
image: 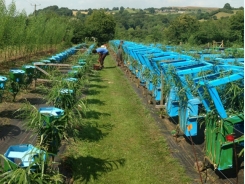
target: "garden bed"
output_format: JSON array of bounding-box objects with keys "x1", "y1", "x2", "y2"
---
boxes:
[{"x1": 0, "y1": 47, "x2": 243, "y2": 184}]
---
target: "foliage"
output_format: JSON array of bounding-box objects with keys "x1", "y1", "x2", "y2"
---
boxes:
[
  {"x1": 0, "y1": 153, "x2": 65, "y2": 184},
  {"x1": 223, "y1": 3, "x2": 232, "y2": 10},
  {"x1": 0, "y1": 50, "x2": 95, "y2": 182},
  {"x1": 17, "y1": 3, "x2": 243, "y2": 47},
  {"x1": 0, "y1": 1, "x2": 73, "y2": 62},
  {"x1": 16, "y1": 80, "x2": 86, "y2": 154},
  {"x1": 119, "y1": 6, "x2": 125, "y2": 14},
  {"x1": 35, "y1": 5, "x2": 73, "y2": 17},
  {"x1": 147, "y1": 7, "x2": 155, "y2": 14},
  {"x1": 194, "y1": 19, "x2": 230, "y2": 45},
  {"x1": 84, "y1": 10, "x2": 116, "y2": 45},
  {"x1": 111, "y1": 5, "x2": 243, "y2": 46},
  {"x1": 229, "y1": 10, "x2": 244, "y2": 43},
  {"x1": 21, "y1": 1, "x2": 244, "y2": 47},
  {"x1": 141, "y1": 68, "x2": 151, "y2": 80},
  {"x1": 70, "y1": 19, "x2": 86, "y2": 44},
  {"x1": 163, "y1": 14, "x2": 200, "y2": 44}
]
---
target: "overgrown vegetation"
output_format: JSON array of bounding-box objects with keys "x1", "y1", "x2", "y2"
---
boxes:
[
  {"x1": 1, "y1": 1, "x2": 243, "y2": 54},
  {"x1": 0, "y1": 1, "x2": 73, "y2": 63}
]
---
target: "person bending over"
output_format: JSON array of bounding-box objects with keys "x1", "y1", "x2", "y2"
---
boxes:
[{"x1": 92, "y1": 48, "x2": 109, "y2": 69}]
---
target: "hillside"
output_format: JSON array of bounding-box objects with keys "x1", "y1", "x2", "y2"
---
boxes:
[
  {"x1": 214, "y1": 10, "x2": 239, "y2": 18},
  {"x1": 71, "y1": 7, "x2": 239, "y2": 19}
]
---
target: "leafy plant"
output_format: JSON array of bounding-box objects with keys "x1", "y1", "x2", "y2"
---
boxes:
[
  {"x1": 15, "y1": 100, "x2": 86, "y2": 155},
  {"x1": 142, "y1": 68, "x2": 151, "y2": 81},
  {"x1": 0, "y1": 152, "x2": 65, "y2": 184},
  {"x1": 9, "y1": 81, "x2": 20, "y2": 102},
  {"x1": 151, "y1": 74, "x2": 159, "y2": 87},
  {"x1": 131, "y1": 60, "x2": 138, "y2": 69}
]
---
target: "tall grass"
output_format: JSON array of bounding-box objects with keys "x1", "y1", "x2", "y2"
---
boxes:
[{"x1": 0, "y1": 1, "x2": 73, "y2": 63}]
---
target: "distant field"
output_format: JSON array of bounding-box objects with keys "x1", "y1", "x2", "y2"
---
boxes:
[
  {"x1": 72, "y1": 10, "x2": 88, "y2": 16},
  {"x1": 214, "y1": 10, "x2": 238, "y2": 19},
  {"x1": 125, "y1": 8, "x2": 138, "y2": 13},
  {"x1": 156, "y1": 12, "x2": 180, "y2": 15}
]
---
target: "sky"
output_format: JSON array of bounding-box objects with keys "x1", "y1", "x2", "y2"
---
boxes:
[{"x1": 4, "y1": 0, "x2": 244, "y2": 15}]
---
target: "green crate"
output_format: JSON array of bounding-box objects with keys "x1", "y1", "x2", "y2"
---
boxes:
[{"x1": 205, "y1": 113, "x2": 244, "y2": 170}]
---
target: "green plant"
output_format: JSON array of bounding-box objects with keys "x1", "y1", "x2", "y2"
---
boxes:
[
  {"x1": 9, "y1": 81, "x2": 20, "y2": 102},
  {"x1": 142, "y1": 68, "x2": 151, "y2": 81},
  {"x1": 0, "y1": 1, "x2": 73, "y2": 63},
  {"x1": 15, "y1": 100, "x2": 85, "y2": 155},
  {"x1": 151, "y1": 74, "x2": 159, "y2": 87},
  {"x1": 0, "y1": 152, "x2": 65, "y2": 184},
  {"x1": 131, "y1": 60, "x2": 138, "y2": 69}
]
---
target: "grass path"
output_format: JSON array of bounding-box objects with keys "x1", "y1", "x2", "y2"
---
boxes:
[{"x1": 62, "y1": 56, "x2": 192, "y2": 184}]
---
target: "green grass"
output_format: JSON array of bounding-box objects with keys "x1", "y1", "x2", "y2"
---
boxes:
[
  {"x1": 215, "y1": 12, "x2": 233, "y2": 19},
  {"x1": 61, "y1": 56, "x2": 192, "y2": 183},
  {"x1": 214, "y1": 11, "x2": 238, "y2": 19},
  {"x1": 125, "y1": 8, "x2": 138, "y2": 13}
]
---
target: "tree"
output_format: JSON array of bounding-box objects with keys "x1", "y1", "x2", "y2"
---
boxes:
[
  {"x1": 150, "y1": 25, "x2": 163, "y2": 42},
  {"x1": 164, "y1": 14, "x2": 200, "y2": 44},
  {"x1": 36, "y1": 6, "x2": 73, "y2": 17},
  {"x1": 139, "y1": 9, "x2": 144, "y2": 13},
  {"x1": 161, "y1": 17, "x2": 169, "y2": 24},
  {"x1": 229, "y1": 10, "x2": 244, "y2": 44},
  {"x1": 148, "y1": 7, "x2": 155, "y2": 14},
  {"x1": 43, "y1": 5, "x2": 59, "y2": 11},
  {"x1": 57, "y1": 7, "x2": 73, "y2": 16},
  {"x1": 223, "y1": 3, "x2": 232, "y2": 10},
  {"x1": 87, "y1": 8, "x2": 93, "y2": 15},
  {"x1": 71, "y1": 19, "x2": 86, "y2": 44},
  {"x1": 119, "y1": 6, "x2": 125, "y2": 14},
  {"x1": 76, "y1": 11, "x2": 86, "y2": 19},
  {"x1": 84, "y1": 10, "x2": 116, "y2": 45}
]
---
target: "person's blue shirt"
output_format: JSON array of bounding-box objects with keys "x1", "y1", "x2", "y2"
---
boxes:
[{"x1": 96, "y1": 48, "x2": 108, "y2": 54}]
